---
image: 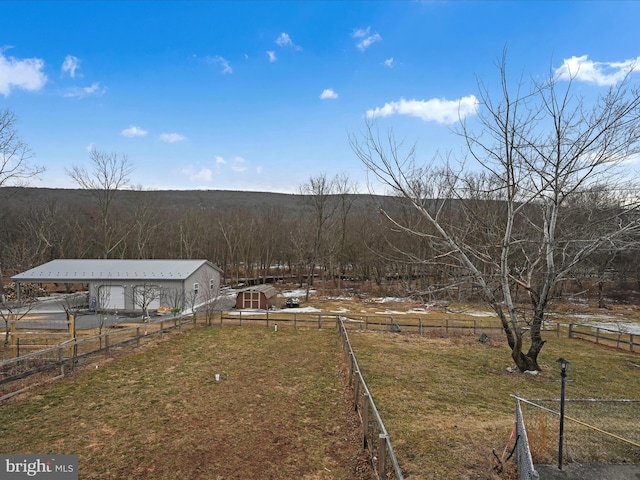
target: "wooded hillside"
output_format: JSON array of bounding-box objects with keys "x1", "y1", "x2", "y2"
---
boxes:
[{"x1": 1, "y1": 186, "x2": 638, "y2": 306}]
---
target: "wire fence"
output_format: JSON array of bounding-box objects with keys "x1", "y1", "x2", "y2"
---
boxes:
[
  {"x1": 337, "y1": 316, "x2": 404, "y2": 480},
  {"x1": 514, "y1": 398, "x2": 540, "y2": 479},
  {"x1": 514, "y1": 395, "x2": 640, "y2": 475},
  {"x1": 0, "y1": 314, "x2": 200, "y2": 400}
]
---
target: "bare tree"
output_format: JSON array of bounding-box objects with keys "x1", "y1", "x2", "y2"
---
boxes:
[
  {"x1": 0, "y1": 109, "x2": 44, "y2": 187},
  {"x1": 67, "y1": 149, "x2": 133, "y2": 258},
  {"x1": 195, "y1": 271, "x2": 221, "y2": 326},
  {"x1": 352, "y1": 53, "x2": 640, "y2": 372},
  {"x1": 132, "y1": 283, "x2": 160, "y2": 320},
  {"x1": 298, "y1": 174, "x2": 338, "y2": 301},
  {"x1": 0, "y1": 110, "x2": 44, "y2": 284},
  {"x1": 1, "y1": 285, "x2": 39, "y2": 347}
]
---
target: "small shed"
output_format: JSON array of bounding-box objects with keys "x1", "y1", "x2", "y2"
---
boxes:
[{"x1": 235, "y1": 284, "x2": 278, "y2": 310}]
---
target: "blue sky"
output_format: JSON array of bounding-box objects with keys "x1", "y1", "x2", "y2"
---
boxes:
[{"x1": 2, "y1": 1, "x2": 640, "y2": 193}]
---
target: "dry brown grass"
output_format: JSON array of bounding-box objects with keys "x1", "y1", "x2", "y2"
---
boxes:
[
  {"x1": 0, "y1": 326, "x2": 374, "y2": 479},
  {"x1": 1, "y1": 294, "x2": 639, "y2": 479},
  {"x1": 347, "y1": 329, "x2": 640, "y2": 479}
]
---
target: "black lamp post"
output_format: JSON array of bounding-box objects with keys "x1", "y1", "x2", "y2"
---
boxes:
[{"x1": 556, "y1": 357, "x2": 569, "y2": 470}]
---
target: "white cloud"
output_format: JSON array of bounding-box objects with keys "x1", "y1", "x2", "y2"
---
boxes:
[
  {"x1": 555, "y1": 55, "x2": 640, "y2": 86},
  {"x1": 384, "y1": 57, "x2": 394, "y2": 68},
  {"x1": 352, "y1": 27, "x2": 370, "y2": 38},
  {"x1": 159, "y1": 133, "x2": 186, "y2": 143},
  {"x1": 208, "y1": 55, "x2": 232, "y2": 74},
  {"x1": 63, "y1": 82, "x2": 106, "y2": 98},
  {"x1": 267, "y1": 51, "x2": 277, "y2": 62},
  {"x1": 365, "y1": 95, "x2": 479, "y2": 124},
  {"x1": 275, "y1": 32, "x2": 300, "y2": 50},
  {"x1": 320, "y1": 88, "x2": 338, "y2": 100},
  {"x1": 352, "y1": 26, "x2": 382, "y2": 51},
  {"x1": 61, "y1": 55, "x2": 80, "y2": 78},
  {"x1": 215, "y1": 155, "x2": 226, "y2": 165},
  {"x1": 181, "y1": 165, "x2": 213, "y2": 182},
  {"x1": 0, "y1": 50, "x2": 47, "y2": 96},
  {"x1": 276, "y1": 33, "x2": 292, "y2": 46},
  {"x1": 121, "y1": 126, "x2": 148, "y2": 138},
  {"x1": 231, "y1": 156, "x2": 248, "y2": 173}
]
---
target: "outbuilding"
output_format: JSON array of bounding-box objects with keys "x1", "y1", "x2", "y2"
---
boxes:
[
  {"x1": 11, "y1": 259, "x2": 222, "y2": 314},
  {"x1": 235, "y1": 284, "x2": 278, "y2": 310}
]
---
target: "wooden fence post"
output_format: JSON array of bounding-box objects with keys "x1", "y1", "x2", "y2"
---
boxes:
[
  {"x1": 362, "y1": 392, "x2": 369, "y2": 449},
  {"x1": 58, "y1": 346, "x2": 65, "y2": 376},
  {"x1": 568, "y1": 323, "x2": 574, "y2": 339},
  {"x1": 10, "y1": 315, "x2": 16, "y2": 358},
  {"x1": 68, "y1": 314, "x2": 76, "y2": 359},
  {"x1": 378, "y1": 434, "x2": 387, "y2": 475}
]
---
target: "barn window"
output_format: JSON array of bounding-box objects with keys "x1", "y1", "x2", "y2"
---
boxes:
[
  {"x1": 210, "y1": 279, "x2": 215, "y2": 290},
  {"x1": 193, "y1": 282, "x2": 199, "y2": 295}
]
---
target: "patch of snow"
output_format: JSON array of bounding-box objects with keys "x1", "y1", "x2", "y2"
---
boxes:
[
  {"x1": 466, "y1": 311, "x2": 496, "y2": 317},
  {"x1": 582, "y1": 321, "x2": 640, "y2": 335},
  {"x1": 331, "y1": 307, "x2": 349, "y2": 313},
  {"x1": 280, "y1": 289, "x2": 315, "y2": 298},
  {"x1": 374, "y1": 297, "x2": 408, "y2": 303},
  {"x1": 228, "y1": 306, "x2": 321, "y2": 315},
  {"x1": 568, "y1": 314, "x2": 619, "y2": 321}
]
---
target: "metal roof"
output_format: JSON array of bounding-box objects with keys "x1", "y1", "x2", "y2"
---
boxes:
[
  {"x1": 11, "y1": 259, "x2": 221, "y2": 283},
  {"x1": 238, "y1": 284, "x2": 278, "y2": 298}
]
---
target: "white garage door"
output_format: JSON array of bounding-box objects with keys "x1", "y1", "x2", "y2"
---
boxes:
[{"x1": 101, "y1": 285, "x2": 125, "y2": 310}]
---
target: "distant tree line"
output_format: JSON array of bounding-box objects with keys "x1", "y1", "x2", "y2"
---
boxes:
[{"x1": 1, "y1": 180, "x2": 639, "y2": 304}]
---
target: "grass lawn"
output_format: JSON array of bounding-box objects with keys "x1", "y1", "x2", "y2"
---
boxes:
[
  {"x1": 348, "y1": 330, "x2": 640, "y2": 479},
  {"x1": 1, "y1": 306, "x2": 639, "y2": 480},
  {"x1": 0, "y1": 326, "x2": 373, "y2": 480}
]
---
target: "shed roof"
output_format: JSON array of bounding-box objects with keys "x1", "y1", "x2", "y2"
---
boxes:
[
  {"x1": 11, "y1": 259, "x2": 221, "y2": 283},
  {"x1": 238, "y1": 284, "x2": 278, "y2": 299}
]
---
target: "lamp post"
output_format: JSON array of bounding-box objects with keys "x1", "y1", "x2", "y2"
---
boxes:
[{"x1": 556, "y1": 357, "x2": 569, "y2": 470}]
